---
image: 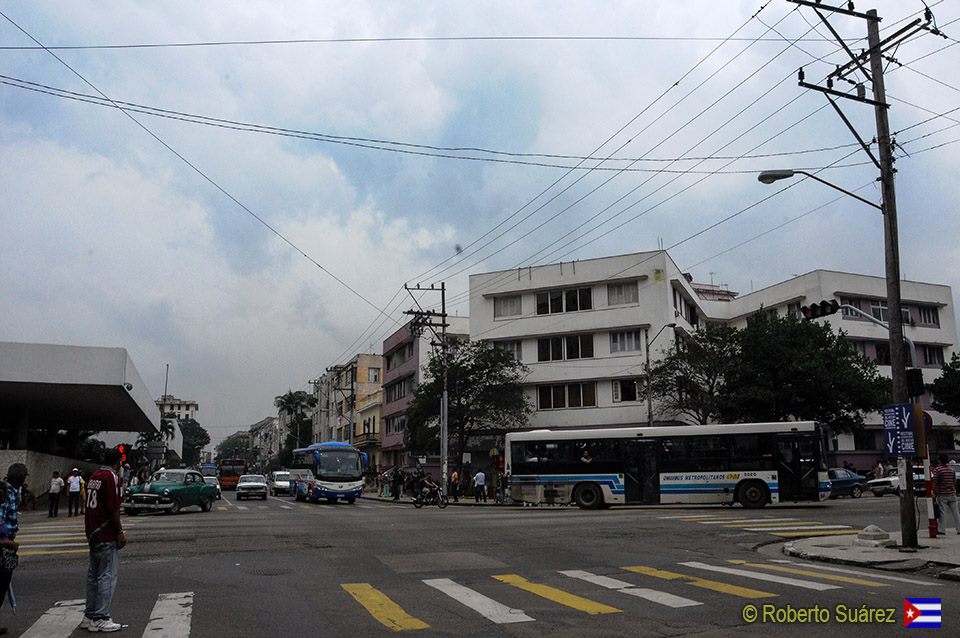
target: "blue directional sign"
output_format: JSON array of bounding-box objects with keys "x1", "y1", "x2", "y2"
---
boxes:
[{"x1": 883, "y1": 403, "x2": 916, "y2": 458}]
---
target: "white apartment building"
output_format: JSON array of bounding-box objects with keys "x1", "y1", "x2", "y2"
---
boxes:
[
  {"x1": 156, "y1": 395, "x2": 199, "y2": 422},
  {"x1": 469, "y1": 251, "x2": 959, "y2": 462}
]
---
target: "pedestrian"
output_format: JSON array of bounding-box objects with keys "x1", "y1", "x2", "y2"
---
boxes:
[
  {"x1": 67, "y1": 468, "x2": 83, "y2": 516},
  {"x1": 473, "y1": 469, "x2": 487, "y2": 503},
  {"x1": 450, "y1": 469, "x2": 459, "y2": 502},
  {"x1": 392, "y1": 470, "x2": 402, "y2": 501},
  {"x1": 0, "y1": 463, "x2": 28, "y2": 635},
  {"x1": 932, "y1": 454, "x2": 959, "y2": 535},
  {"x1": 79, "y1": 471, "x2": 87, "y2": 514},
  {"x1": 81, "y1": 448, "x2": 126, "y2": 633},
  {"x1": 874, "y1": 460, "x2": 885, "y2": 480},
  {"x1": 49, "y1": 470, "x2": 65, "y2": 518}
]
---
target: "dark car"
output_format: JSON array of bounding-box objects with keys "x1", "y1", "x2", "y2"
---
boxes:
[{"x1": 827, "y1": 467, "x2": 867, "y2": 498}]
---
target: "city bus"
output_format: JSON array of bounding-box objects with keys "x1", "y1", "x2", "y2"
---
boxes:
[
  {"x1": 506, "y1": 421, "x2": 830, "y2": 509},
  {"x1": 200, "y1": 462, "x2": 218, "y2": 477},
  {"x1": 291, "y1": 442, "x2": 366, "y2": 504},
  {"x1": 217, "y1": 458, "x2": 248, "y2": 490}
]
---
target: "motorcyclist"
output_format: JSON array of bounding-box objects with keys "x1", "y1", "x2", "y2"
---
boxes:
[{"x1": 419, "y1": 474, "x2": 440, "y2": 503}]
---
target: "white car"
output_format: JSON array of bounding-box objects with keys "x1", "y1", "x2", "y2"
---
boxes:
[
  {"x1": 203, "y1": 476, "x2": 222, "y2": 500},
  {"x1": 236, "y1": 474, "x2": 268, "y2": 500},
  {"x1": 269, "y1": 471, "x2": 292, "y2": 496},
  {"x1": 866, "y1": 467, "x2": 925, "y2": 497}
]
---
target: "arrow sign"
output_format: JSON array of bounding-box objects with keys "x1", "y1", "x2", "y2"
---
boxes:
[{"x1": 882, "y1": 403, "x2": 916, "y2": 458}]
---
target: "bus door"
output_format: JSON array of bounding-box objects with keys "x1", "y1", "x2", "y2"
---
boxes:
[
  {"x1": 775, "y1": 437, "x2": 818, "y2": 502},
  {"x1": 624, "y1": 440, "x2": 660, "y2": 505}
]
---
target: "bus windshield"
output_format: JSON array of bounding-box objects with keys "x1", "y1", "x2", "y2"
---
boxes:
[{"x1": 317, "y1": 450, "x2": 362, "y2": 480}]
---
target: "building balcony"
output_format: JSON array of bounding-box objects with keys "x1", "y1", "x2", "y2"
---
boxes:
[{"x1": 353, "y1": 432, "x2": 380, "y2": 448}]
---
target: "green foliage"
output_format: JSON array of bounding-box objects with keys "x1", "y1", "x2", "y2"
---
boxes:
[
  {"x1": 932, "y1": 353, "x2": 960, "y2": 420},
  {"x1": 274, "y1": 389, "x2": 317, "y2": 450},
  {"x1": 215, "y1": 431, "x2": 253, "y2": 462},
  {"x1": 179, "y1": 418, "x2": 211, "y2": 466},
  {"x1": 405, "y1": 340, "x2": 532, "y2": 468}
]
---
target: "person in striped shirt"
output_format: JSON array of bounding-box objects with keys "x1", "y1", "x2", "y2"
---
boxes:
[{"x1": 932, "y1": 454, "x2": 959, "y2": 535}]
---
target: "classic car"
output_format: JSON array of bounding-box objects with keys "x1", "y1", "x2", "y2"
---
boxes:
[
  {"x1": 827, "y1": 468, "x2": 867, "y2": 498},
  {"x1": 236, "y1": 474, "x2": 268, "y2": 500},
  {"x1": 203, "y1": 475, "x2": 222, "y2": 500},
  {"x1": 124, "y1": 469, "x2": 218, "y2": 514}
]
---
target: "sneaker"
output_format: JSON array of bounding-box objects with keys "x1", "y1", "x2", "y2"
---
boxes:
[
  {"x1": 78, "y1": 617, "x2": 95, "y2": 631},
  {"x1": 90, "y1": 618, "x2": 121, "y2": 633}
]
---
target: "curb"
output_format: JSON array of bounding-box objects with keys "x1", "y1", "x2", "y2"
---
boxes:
[{"x1": 782, "y1": 541, "x2": 960, "y2": 580}]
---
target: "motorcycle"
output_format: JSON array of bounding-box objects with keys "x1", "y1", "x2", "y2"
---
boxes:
[{"x1": 413, "y1": 488, "x2": 448, "y2": 509}]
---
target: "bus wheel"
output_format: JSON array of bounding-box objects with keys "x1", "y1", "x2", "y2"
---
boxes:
[
  {"x1": 574, "y1": 483, "x2": 603, "y2": 510},
  {"x1": 737, "y1": 481, "x2": 769, "y2": 509}
]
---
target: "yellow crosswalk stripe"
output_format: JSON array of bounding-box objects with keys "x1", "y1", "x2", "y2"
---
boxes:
[
  {"x1": 492, "y1": 574, "x2": 620, "y2": 615},
  {"x1": 216, "y1": 507, "x2": 227, "y2": 511},
  {"x1": 16, "y1": 536, "x2": 87, "y2": 542},
  {"x1": 726, "y1": 560, "x2": 889, "y2": 587},
  {"x1": 341, "y1": 583, "x2": 430, "y2": 631},
  {"x1": 724, "y1": 521, "x2": 820, "y2": 528},
  {"x1": 622, "y1": 565, "x2": 776, "y2": 599},
  {"x1": 20, "y1": 549, "x2": 88, "y2": 556},
  {"x1": 773, "y1": 530, "x2": 862, "y2": 537}
]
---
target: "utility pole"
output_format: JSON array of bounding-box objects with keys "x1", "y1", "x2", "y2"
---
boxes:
[
  {"x1": 404, "y1": 283, "x2": 449, "y2": 494},
  {"x1": 789, "y1": 1, "x2": 941, "y2": 549}
]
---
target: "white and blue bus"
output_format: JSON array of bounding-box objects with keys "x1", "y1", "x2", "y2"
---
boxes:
[
  {"x1": 506, "y1": 422, "x2": 830, "y2": 509},
  {"x1": 291, "y1": 442, "x2": 366, "y2": 504}
]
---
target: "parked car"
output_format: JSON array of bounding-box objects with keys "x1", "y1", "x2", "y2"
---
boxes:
[
  {"x1": 236, "y1": 474, "x2": 268, "y2": 500},
  {"x1": 827, "y1": 468, "x2": 867, "y2": 498},
  {"x1": 203, "y1": 476, "x2": 222, "y2": 500},
  {"x1": 124, "y1": 469, "x2": 217, "y2": 515},
  {"x1": 269, "y1": 471, "x2": 291, "y2": 496},
  {"x1": 866, "y1": 466, "x2": 925, "y2": 497}
]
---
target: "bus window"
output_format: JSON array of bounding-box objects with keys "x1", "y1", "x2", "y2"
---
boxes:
[{"x1": 511, "y1": 442, "x2": 542, "y2": 475}]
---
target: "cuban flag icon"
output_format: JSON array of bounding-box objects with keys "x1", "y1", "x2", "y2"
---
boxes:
[{"x1": 904, "y1": 598, "x2": 942, "y2": 628}]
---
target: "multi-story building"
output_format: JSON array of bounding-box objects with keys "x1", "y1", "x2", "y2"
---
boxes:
[
  {"x1": 155, "y1": 395, "x2": 199, "y2": 421},
  {"x1": 468, "y1": 251, "x2": 959, "y2": 466},
  {"x1": 314, "y1": 354, "x2": 384, "y2": 453},
  {"x1": 380, "y1": 317, "x2": 470, "y2": 470},
  {"x1": 357, "y1": 387, "x2": 383, "y2": 472},
  {"x1": 248, "y1": 416, "x2": 281, "y2": 470},
  {"x1": 311, "y1": 369, "x2": 338, "y2": 443}
]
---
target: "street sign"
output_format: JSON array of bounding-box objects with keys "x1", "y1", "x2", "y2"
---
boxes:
[
  {"x1": 146, "y1": 440, "x2": 166, "y2": 461},
  {"x1": 882, "y1": 403, "x2": 916, "y2": 458}
]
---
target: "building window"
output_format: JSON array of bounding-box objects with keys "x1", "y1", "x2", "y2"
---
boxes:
[
  {"x1": 537, "y1": 383, "x2": 597, "y2": 410},
  {"x1": 607, "y1": 281, "x2": 639, "y2": 306},
  {"x1": 536, "y1": 287, "x2": 592, "y2": 315},
  {"x1": 493, "y1": 340, "x2": 522, "y2": 361},
  {"x1": 918, "y1": 305, "x2": 940, "y2": 327},
  {"x1": 853, "y1": 430, "x2": 877, "y2": 451},
  {"x1": 610, "y1": 330, "x2": 643, "y2": 353},
  {"x1": 924, "y1": 345, "x2": 945, "y2": 366},
  {"x1": 537, "y1": 337, "x2": 564, "y2": 362},
  {"x1": 875, "y1": 342, "x2": 891, "y2": 366},
  {"x1": 565, "y1": 334, "x2": 594, "y2": 360},
  {"x1": 537, "y1": 334, "x2": 592, "y2": 361},
  {"x1": 787, "y1": 302, "x2": 801, "y2": 318},
  {"x1": 385, "y1": 415, "x2": 406, "y2": 435},
  {"x1": 385, "y1": 379, "x2": 410, "y2": 402},
  {"x1": 840, "y1": 296, "x2": 859, "y2": 317},
  {"x1": 870, "y1": 300, "x2": 888, "y2": 323},
  {"x1": 368, "y1": 368, "x2": 380, "y2": 383},
  {"x1": 494, "y1": 295, "x2": 522, "y2": 318},
  {"x1": 850, "y1": 340, "x2": 868, "y2": 358},
  {"x1": 612, "y1": 379, "x2": 640, "y2": 402}
]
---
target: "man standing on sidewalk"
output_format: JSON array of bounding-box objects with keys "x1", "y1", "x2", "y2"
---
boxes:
[
  {"x1": 81, "y1": 449, "x2": 126, "y2": 633},
  {"x1": 48, "y1": 470, "x2": 64, "y2": 518},
  {"x1": 933, "y1": 454, "x2": 959, "y2": 535},
  {"x1": 67, "y1": 468, "x2": 82, "y2": 517},
  {"x1": 473, "y1": 469, "x2": 487, "y2": 503}
]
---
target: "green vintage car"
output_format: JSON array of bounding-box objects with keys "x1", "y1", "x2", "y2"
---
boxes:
[{"x1": 124, "y1": 469, "x2": 217, "y2": 515}]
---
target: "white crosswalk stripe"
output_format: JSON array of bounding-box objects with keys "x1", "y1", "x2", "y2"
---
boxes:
[
  {"x1": 678, "y1": 561, "x2": 841, "y2": 591},
  {"x1": 280, "y1": 505, "x2": 292, "y2": 510},
  {"x1": 236, "y1": 505, "x2": 249, "y2": 511},
  {"x1": 423, "y1": 578, "x2": 534, "y2": 624},
  {"x1": 19, "y1": 599, "x2": 85, "y2": 638},
  {"x1": 740, "y1": 525, "x2": 850, "y2": 532},
  {"x1": 698, "y1": 518, "x2": 796, "y2": 525},
  {"x1": 770, "y1": 560, "x2": 942, "y2": 586},
  {"x1": 559, "y1": 570, "x2": 701, "y2": 608},
  {"x1": 141, "y1": 591, "x2": 194, "y2": 638}
]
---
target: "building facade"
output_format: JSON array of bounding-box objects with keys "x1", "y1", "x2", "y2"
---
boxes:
[{"x1": 248, "y1": 416, "x2": 281, "y2": 471}]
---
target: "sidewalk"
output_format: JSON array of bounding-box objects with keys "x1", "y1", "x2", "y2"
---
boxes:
[
  {"x1": 783, "y1": 529, "x2": 960, "y2": 581},
  {"x1": 360, "y1": 493, "x2": 516, "y2": 507}
]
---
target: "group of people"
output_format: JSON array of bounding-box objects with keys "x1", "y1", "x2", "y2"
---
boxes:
[
  {"x1": 378, "y1": 465, "x2": 507, "y2": 504},
  {"x1": 2, "y1": 449, "x2": 129, "y2": 633}
]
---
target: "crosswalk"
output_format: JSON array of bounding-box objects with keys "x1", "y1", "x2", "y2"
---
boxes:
[
  {"x1": 15, "y1": 518, "x2": 149, "y2": 557},
  {"x1": 658, "y1": 513, "x2": 862, "y2": 537},
  {"x1": 19, "y1": 592, "x2": 194, "y2": 638},
  {"x1": 336, "y1": 557, "x2": 941, "y2": 632}
]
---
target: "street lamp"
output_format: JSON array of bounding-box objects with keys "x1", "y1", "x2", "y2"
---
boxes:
[
  {"x1": 758, "y1": 168, "x2": 917, "y2": 547},
  {"x1": 645, "y1": 323, "x2": 677, "y2": 425}
]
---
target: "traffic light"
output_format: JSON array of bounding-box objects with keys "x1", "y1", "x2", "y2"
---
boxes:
[
  {"x1": 800, "y1": 299, "x2": 840, "y2": 319},
  {"x1": 907, "y1": 367, "x2": 925, "y2": 398},
  {"x1": 117, "y1": 444, "x2": 127, "y2": 463}
]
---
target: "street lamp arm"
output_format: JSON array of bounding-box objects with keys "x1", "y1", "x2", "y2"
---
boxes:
[
  {"x1": 839, "y1": 304, "x2": 917, "y2": 365},
  {"x1": 795, "y1": 171, "x2": 883, "y2": 211}
]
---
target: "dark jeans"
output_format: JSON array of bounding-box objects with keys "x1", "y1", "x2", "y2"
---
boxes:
[
  {"x1": 49, "y1": 492, "x2": 61, "y2": 517},
  {"x1": 475, "y1": 485, "x2": 487, "y2": 502},
  {"x1": 68, "y1": 492, "x2": 81, "y2": 516},
  {"x1": 0, "y1": 567, "x2": 11, "y2": 608}
]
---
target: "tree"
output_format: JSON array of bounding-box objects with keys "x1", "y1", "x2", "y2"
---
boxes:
[
  {"x1": 179, "y1": 418, "x2": 211, "y2": 466},
  {"x1": 274, "y1": 390, "x2": 318, "y2": 449},
  {"x1": 720, "y1": 312, "x2": 889, "y2": 429},
  {"x1": 215, "y1": 431, "x2": 253, "y2": 462},
  {"x1": 648, "y1": 324, "x2": 739, "y2": 424},
  {"x1": 405, "y1": 340, "x2": 532, "y2": 471},
  {"x1": 932, "y1": 353, "x2": 960, "y2": 420},
  {"x1": 136, "y1": 413, "x2": 177, "y2": 449}
]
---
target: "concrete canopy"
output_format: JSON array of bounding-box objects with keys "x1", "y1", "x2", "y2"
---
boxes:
[{"x1": 0, "y1": 342, "x2": 160, "y2": 434}]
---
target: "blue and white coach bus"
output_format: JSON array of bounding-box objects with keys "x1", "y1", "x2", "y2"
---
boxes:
[
  {"x1": 291, "y1": 442, "x2": 366, "y2": 504},
  {"x1": 505, "y1": 422, "x2": 830, "y2": 509}
]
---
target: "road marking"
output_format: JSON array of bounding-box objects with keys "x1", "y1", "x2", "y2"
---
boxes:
[
  {"x1": 773, "y1": 529, "x2": 862, "y2": 537},
  {"x1": 280, "y1": 505, "x2": 292, "y2": 510},
  {"x1": 14, "y1": 542, "x2": 89, "y2": 550},
  {"x1": 20, "y1": 598, "x2": 85, "y2": 638},
  {"x1": 740, "y1": 525, "x2": 851, "y2": 532},
  {"x1": 301, "y1": 504, "x2": 312, "y2": 509},
  {"x1": 726, "y1": 521, "x2": 823, "y2": 528},
  {"x1": 220, "y1": 496, "x2": 237, "y2": 508},
  {"x1": 15, "y1": 535, "x2": 87, "y2": 541},
  {"x1": 559, "y1": 570, "x2": 701, "y2": 608},
  {"x1": 423, "y1": 578, "x2": 534, "y2": 624},
  {"x1": 492, "y1": 574, "x2": 620, "y2": 615},
  {"x1": 141, "y1": 591, "x2": 193, "y2": 638},
  {"x1": 20, "y1": 549, "x2": 88, "y2": 556},
  {"x1": 216, "y1": 506, "x2": 228, "y2": 511},
  {"x1": 770, "y1": 560, "x2": 942, "y2": 586},
  {"x1": 622, "y1": 565, "x2": 776, "y2": 599},
  {"x1": 657, "y1": 515, "x2": 736, "y2": 520},
  {"x1": 698, "y1": 518, "x2": 796, "y2": 525},
  {"x1": 236, "y1": 505, "x2": 249, "y2": 511},
  {"x1": 726, "y1": 560, "x2": 889, "y2": 587},
  {"x1": 341, "y1": 583, "x2": 430, "y2": 631},
  {"x1": 678, "y1": 562, "x2": 840, "y2": 591},
  {"x1": 257, "y1": 505, "x2": 269, "y2": 509}
]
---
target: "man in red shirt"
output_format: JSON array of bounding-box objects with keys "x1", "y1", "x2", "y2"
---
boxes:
[
  {"x1": 81, "y1": 449, "x2": 126, "y2": 633},
  {"x1": 932, "y1": 454, "x2": 959, "y2": 536}
]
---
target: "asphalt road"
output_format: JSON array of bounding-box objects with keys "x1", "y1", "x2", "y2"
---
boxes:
[{"x1": 4, "y1": 493, "x2": 952, "y2": 637}]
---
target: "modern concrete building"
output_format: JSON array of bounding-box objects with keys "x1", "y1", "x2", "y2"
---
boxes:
[
  {"x1": 155, "y1": 395, "x2": 199, "y2": 422},
  {"x1": 248, "y1": 416, "x2": 281, "y2": 470},
  {"x1": 468, "y1": 251, "x2": 959, "y2": 466},
  {"x1": 380, "y1": 317, "x2": 470, "y2": 470}
]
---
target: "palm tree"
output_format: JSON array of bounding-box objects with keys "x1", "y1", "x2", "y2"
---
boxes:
[{"x1": 274, "y1": 390, "x2": 318, "y2": 448}]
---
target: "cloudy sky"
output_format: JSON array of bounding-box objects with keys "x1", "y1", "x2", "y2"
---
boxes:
[{"x1": 2, "y1": 1, "x2": 959, "y2": 445}]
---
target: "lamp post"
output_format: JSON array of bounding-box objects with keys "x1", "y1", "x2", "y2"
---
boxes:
[
  {"x1": 645, "y1": 323, "x2": 677, "y2": 425},
  {"x1": 758, "y1": 168, "x2": 917, "y2": 548}
]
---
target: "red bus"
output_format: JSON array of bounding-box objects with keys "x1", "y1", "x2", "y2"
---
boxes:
[{"x1": 217, "y1": 458, "x2": 248, "y2": 490}]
